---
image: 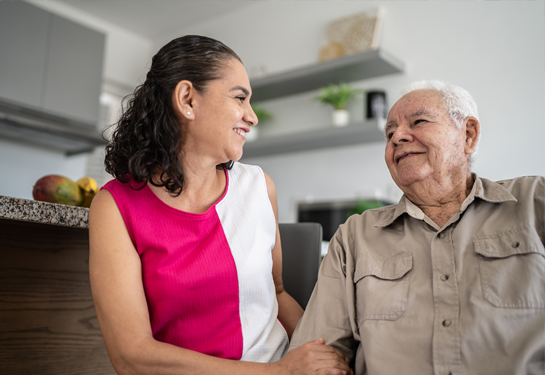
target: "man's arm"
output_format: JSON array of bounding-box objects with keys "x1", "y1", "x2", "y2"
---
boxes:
[{"x1": 289, "y1": 230, "x2": 359, "y2": 363}]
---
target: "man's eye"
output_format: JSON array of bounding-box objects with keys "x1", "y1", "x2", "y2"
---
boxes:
[
  {"x1": 414, "y1": 119, "x2": 425, "y2": 125},
  {"x1": 386, "y1": 132, "x2": 394, "y2": 139},
  {"x1": 237, "y1": 96, "x2": 246, "y2": 103}
]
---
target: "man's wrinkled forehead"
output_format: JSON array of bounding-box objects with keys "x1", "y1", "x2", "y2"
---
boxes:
[
  {"x1": 406, "y1": 108, "x2": 438, "y2": 119},
  {"x1": 385, "y1": 104, "x2": 440, "y2": 133},
  {"x1": 388, "y1": 91, "x2": 446, "y2": 119}
]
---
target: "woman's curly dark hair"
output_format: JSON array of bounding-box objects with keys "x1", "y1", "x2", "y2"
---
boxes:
[{"x1": 104, "y1": 35, "x2": 242, "y2": 195}]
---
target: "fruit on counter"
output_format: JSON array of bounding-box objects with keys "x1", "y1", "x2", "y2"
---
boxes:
[
  {"x1": 76, "y1": 177, "x2": 98, "y2": 208},
  {"x1": 32, "y1": 175, "x2": 84, "y2": 206}
]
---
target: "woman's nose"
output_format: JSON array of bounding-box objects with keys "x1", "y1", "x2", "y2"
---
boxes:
[{"x1": 245, "y1": 104, "x2": 258, "y2": 126}]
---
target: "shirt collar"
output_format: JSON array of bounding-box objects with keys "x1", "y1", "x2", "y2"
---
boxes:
[
  {"x1": 473, "y1": 174, "x2": 518, "y2": 204},
  {"x1": 374, "y1": 174, "x2": 517, "y2": 228}
]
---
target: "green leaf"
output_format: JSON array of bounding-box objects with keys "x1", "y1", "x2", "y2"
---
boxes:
[
  {"x1": 313, "y1": 82, "x2": 364, "y2": 110},
  {"x1": 251, "y1": 103, "x2": 273, "y2": 122},
  {"x1": 346, "y1": 199, "x2": 385, "y2": 218}
]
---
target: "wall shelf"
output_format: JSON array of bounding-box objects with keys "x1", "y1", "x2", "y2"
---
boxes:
[
  {"x1": 250, "y1": 49, "x2": 405, "y2": 102},
  {"x1": 0, "y1": 100, "x2": 106, "y2": 155},
  {"x1": 242, "y1": 118, "x2": 385, "y2": 158},
  {"x1": 243, "y1": 49, "x2": 403, "y2": 157}
]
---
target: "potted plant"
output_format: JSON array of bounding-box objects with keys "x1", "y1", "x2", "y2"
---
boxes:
[
  {"x1": 314, "y1": 82, "x2": 363, "y2": 127},
  {"x1": 346, "y1": 199, "x2": 386, "y2": 218},
  {"x1": 248, "y1": 103, "x2": 273, "y2": 141}
]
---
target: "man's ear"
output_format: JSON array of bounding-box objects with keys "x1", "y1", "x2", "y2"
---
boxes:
[
  {"x1": 464, "y1": 117, "x2": 480, "y2": 155},
  {"x1": 173, "y1": 80, "x2": 195, "y2": 120}
]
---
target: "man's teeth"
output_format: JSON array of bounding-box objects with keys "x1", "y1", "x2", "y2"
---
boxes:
[{"x1": 234, "y1": 129, "x2": 245, "y2": 136}]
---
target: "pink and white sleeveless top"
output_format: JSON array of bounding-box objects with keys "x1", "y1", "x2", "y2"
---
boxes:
[{"x1": 102, "y1": 162, "x2": 288, "y2": 362}]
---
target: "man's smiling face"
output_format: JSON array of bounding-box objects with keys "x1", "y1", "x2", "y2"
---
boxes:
[{"x1": 384, "y1": 90, "x2": 468, "y2": 192}]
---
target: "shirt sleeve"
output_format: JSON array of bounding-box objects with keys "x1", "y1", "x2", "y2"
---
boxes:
[{"x1": 288, "y1": 229, "x2": 359, "y2": 362}]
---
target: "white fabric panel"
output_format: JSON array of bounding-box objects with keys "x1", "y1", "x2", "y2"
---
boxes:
[{"x1": 215, "y1": 162, "x2": 288, "y2": 362}]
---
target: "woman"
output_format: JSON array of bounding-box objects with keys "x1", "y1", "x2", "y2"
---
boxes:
[{"x1": 89, "y1": 35, "x2": 351, "y2": 375}]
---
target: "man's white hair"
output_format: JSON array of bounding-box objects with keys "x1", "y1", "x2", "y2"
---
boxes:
[{"x1": 400, "y1": 80, "x2": 480, "y2": 167}]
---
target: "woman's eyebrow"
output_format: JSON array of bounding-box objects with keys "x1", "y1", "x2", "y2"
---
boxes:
[{"x1": 230, "y1": 86, "x2": 249, "y2": 96}]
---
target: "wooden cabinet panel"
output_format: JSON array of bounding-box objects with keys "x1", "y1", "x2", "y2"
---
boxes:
[{"x1": 0, "y1": 219, "x2": 115, "y2": 374}]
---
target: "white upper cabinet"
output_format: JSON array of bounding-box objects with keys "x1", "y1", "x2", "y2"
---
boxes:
[
  {"x1": 0, "y1": 1, "x2": 105, "y2": 127},
  {"x1": 43, "y1": 14, "x2": 105, "y2": 125},
  {"x1": 0, "y1": 1, "x2": 49, "y2": 109}
]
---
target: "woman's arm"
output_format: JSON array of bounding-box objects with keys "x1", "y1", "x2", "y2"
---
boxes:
[
  {"x1": 89, "y1": 188, "x2": 350, "y2": 375},
  {"x1": 263, "y1": 172, "x2": 304, "y2": 338}
]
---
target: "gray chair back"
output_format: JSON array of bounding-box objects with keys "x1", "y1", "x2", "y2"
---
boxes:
[{"x1": 279, "y1": 222, "x2": 323, "y2": 310}]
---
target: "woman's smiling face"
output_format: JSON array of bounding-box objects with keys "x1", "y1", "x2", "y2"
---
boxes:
[{"x1": 186, "y1": 58, "x2": 258, "y2": 164}]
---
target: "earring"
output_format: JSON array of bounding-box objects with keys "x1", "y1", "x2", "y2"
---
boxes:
[{"x1": 187, "y1": 111, "x2": 191, "y2": 115}]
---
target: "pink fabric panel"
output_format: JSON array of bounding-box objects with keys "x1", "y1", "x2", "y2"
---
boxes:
[{"x1": 102, "y1": 178, "x2": 243, "y2": 360}]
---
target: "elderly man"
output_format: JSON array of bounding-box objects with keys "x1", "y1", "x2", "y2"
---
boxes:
[{"x1": 289, "y1": 81, "x2": 544, "y2": 375}]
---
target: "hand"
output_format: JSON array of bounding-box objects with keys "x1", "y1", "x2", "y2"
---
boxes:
[{"x1": 272, "y1": 338, "x2": 353, "y2": 375}]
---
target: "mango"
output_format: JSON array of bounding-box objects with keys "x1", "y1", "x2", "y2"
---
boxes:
[
  {"x1": 76, "y1": 177, "x2": 98, "y2": 208},
  {"x1": 32, "y1": 175, "x2": 84, "y2": 206}
]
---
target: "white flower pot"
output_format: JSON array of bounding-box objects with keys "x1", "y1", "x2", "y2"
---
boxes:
[
  {"x1": 376, "y1": 117, "x2": 387, "y2": 131},
  {"x1": 332, "y1": 109, "x2": 349, "y2": 127}
]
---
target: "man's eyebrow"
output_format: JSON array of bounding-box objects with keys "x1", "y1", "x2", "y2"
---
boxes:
[
  {"x1": 384, "y1": 121, "x2": 396, "y2": 134},
  {"x1": 230, "y1": 86, "x2": 249, "y2": 96},
  {"x1": 408, "y1": 109, "x2": 436, "y2": 118}
]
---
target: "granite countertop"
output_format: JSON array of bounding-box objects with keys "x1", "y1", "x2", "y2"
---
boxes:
[{"x1": 0, "y1": 195, "x2": 89, "y2": 228}]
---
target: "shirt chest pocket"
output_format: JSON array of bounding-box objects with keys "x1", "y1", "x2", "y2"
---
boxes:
[
  {"x1": 473, "y1": 225, "x2": 545, "y2": 310},
  {"x1": 353, "y1": 252, "x2": 412, "y2": 325}
]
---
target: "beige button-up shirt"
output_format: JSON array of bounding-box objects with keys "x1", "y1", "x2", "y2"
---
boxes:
[{"x1": 290, "y1": 175, "x2": 545, "y2": 375}]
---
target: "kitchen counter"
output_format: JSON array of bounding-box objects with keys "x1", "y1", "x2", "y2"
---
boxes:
[
  {"x1": 0, "y1": 195, "x2": 114, "y2": 374},
  {"x1": 0, "y1": 195, "x2": 89, "y2": 227}
]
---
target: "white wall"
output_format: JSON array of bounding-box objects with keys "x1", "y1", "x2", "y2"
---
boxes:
[
  {"x1": 0, "y1": 138, "x2": 89, "y2": 199},
  {"x1": 156, "y1": 1, "x2": 545, "y2": 222},
  {"x1": 0, "y1": 1, "x2": 153, "y2": 200}
]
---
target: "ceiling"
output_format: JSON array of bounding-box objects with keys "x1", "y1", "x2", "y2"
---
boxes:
[{"x1": 63, "y1": 0, "x2": 256, "y2": 39}]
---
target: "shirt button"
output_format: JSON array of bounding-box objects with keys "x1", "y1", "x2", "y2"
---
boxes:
[
  {"x1": 442, "y1": 320, "x2": 452, "y2": 327},
  {"x1": 440, "y1": 275, "x2": 449, "y2": 281},
  {"x1": 511, "y1": 241, "x2": 520, "y2": 248},
  {"x1": 438, "y1": 232, "x2": 445, "y2": 239}
]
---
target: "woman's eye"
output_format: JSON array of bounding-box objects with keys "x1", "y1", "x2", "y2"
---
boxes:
[
  {"x1": 237, "y1": 96, "x2": 246, "y2": 103},
  {"x1": 414, "y1": 119, "x2": 425, "y2": 125}
]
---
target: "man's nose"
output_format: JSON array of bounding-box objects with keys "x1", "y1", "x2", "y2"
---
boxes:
[{"x1": 391, "y1": 126, "x2": 412, "y2": 145}]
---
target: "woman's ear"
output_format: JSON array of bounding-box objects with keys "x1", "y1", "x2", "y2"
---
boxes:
[
  {"x1": 464, "y1": 116, "x2": 480, "y2": 155},
  {"x1": 173, "y1": 80, "x2": 195, "y2": 120}
]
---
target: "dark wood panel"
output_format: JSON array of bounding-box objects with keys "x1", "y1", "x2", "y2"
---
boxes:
[{"x1": 0, "y1": 218, "x2": 116, "y2": 374}]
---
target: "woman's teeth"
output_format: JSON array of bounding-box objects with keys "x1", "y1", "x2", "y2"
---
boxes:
[{"x1": 234, "y1": 128, "x2": 245, "y2": 136}]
